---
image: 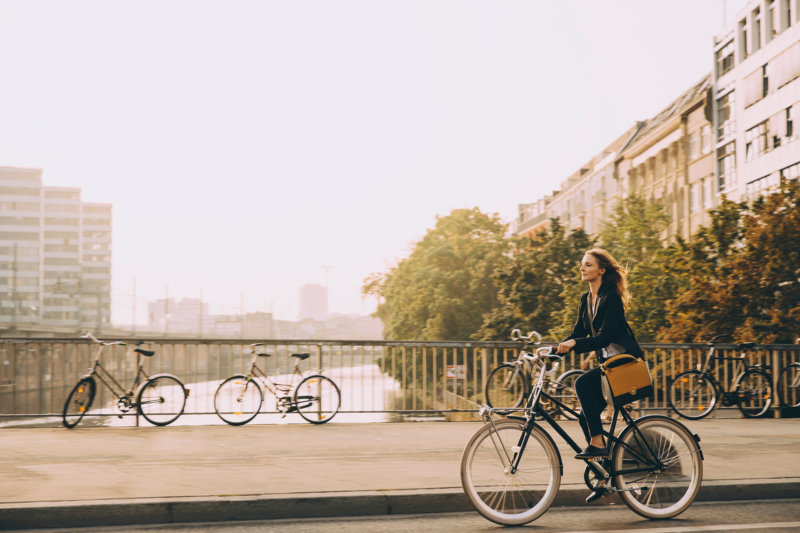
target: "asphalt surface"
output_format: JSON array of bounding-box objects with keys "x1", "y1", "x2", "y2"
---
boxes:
[{"x1": 1, "y1": 417, "x2": 799, "y2": 529}]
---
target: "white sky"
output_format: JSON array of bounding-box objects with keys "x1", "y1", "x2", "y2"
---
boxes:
[{"x1": 0, "y1": 0, "x2": 747, "y2": 324}]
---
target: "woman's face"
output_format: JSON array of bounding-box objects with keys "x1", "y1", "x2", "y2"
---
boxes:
[{"x1": 580, "y1": 254, "x2": 605, "y2": 283}]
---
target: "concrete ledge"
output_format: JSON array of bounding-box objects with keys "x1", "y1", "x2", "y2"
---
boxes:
[{"x1": 3, "y1": 479, "x2": 800, "y2": 530}]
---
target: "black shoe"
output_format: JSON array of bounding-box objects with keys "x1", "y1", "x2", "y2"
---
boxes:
[
  {"x1": 575, "y1": 444, "x2": 609, "y2": 459},
  {"x1": 585, "y1": 488, "x2": 607, "y2": 503}
]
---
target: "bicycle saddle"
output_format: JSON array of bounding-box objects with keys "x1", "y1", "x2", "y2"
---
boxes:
[
  {"x1": 291, "y1": 353, "x2": 310, "y2": 360},
  {"x1": 257, "y1": 352, "x2": 271, "y2": 358},
  {"x1": 135, "y1": 348, "x2": 155, "y2": 357},
  {"x1": 737, "y1": 342, "x2": 756, "y2": 350}
]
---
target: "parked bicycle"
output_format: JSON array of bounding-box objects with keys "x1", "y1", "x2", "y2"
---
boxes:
[
  {"x1": 62, "y1": 333, "x2": 189, "y2": 428},
  {"x1": 461, "y1": 345, "x2": 703, "y2": 526},
  {"x1": 484, "y1": 329, "x2": 584, "y2": 419},
  {"x1": 777, "y1": 361, "x2": 800, "y2": 409},
  {"x1": 213, "y1": 343, "x2": 341, "y2": 425},
  {"x1": 667, "y1": 334, "x2": 773, "y2": 419}
]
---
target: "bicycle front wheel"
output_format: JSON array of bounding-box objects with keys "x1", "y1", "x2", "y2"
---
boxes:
[
  {"x1": 460, "y1": 419, "x2": 561, "y2": 526},
  {"x1": 62, "y1": 377, "x2": 96, "y2": 429},
  {"x1": 612, "y1": 415, "x2": 703, "y2": 519},
  {"x1": 214, "y1": 375, "x2": 264, "y2": 426},
  {"x1": 736, "y1": 369, "x2": 773, "y2": 418},
  {"x1": 293, "y1": 374, "x2": 340, "y2": 424},
  {"x1": 137, "y1": 375, "x2": 187, "y2": 426},
  {"x1": 668, "y1": 371, "x2": 717, "y2": 420},
  {"x1": 777, "y1": 363, "x2": 800, "y2": 408},
  {"x1": 485, "y1": 364, "x2": 528, "y2": 412},
  {"x1": 553, "y1": 369, "x2": 584, "y2": 420}
]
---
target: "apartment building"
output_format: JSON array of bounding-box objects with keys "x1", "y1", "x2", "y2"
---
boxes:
[
  {"x1": 715, "y1": 0, "x2": 800, "y2": 201},
  {"x1": 617, "y1": 76, "x2": 715, "y2": 241},
  {"x1": 0, "y1": 166, "x2": 112, "y2": 331},
  {"x1": 513, "y1": 0, "x2": 799, "y2": 242}
]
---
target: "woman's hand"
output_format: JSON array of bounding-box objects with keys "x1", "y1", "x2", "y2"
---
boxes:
[{"x1": 556, "y1": 339, "x2": 576, "y2": 354}]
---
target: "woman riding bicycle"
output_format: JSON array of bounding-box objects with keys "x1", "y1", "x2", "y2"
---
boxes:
[{"x1": 556, "y1": 249, "x2": 643, "y2": 472}]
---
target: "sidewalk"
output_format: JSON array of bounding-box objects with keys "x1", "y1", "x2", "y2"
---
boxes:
[{"x1": 2, "y1": 418, "x2": 799, "y2": 529}]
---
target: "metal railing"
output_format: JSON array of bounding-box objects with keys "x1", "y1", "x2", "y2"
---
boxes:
[{"x1": 0, "y1": 337, "x2": 797, "y2": 424}]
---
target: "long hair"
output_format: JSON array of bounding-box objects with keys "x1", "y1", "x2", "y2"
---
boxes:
[{"x1": 586, "y1": 248, "x2": 630, "y2": 311}]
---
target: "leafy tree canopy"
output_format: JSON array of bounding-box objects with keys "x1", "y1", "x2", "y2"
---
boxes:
[
  {"x1": 362, "y1": 207, "x2": 509, "y2": 341},
  {"x1": 475, "y1": 219, "x2": 594, "y2": 341}
]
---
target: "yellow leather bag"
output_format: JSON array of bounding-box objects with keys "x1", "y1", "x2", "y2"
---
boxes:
[{"x1": 600, "y1": 354, "x2": 653, "y2": 408}]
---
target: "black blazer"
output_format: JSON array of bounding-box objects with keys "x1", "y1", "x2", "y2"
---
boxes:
[{"x1": 563, "y1": 283, "x2": 643, "y2": 358}]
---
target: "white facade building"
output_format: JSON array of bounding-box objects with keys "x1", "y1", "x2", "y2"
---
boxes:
[
  {"x1": 713, "y1": 0, "x2": 800, "y2": 201},
  {"x1": 0, "y1": 166, "x2": 112, "y2": 331}
]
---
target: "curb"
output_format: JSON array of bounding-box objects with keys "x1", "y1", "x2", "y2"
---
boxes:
[{"x1": 2, "y1": 480, "x2": 799, "y2": 530}]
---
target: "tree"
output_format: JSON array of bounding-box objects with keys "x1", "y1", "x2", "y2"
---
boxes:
[
  {"x1": 660, "y1": 198, "x2": 747, "y2": 342},
  {"x1": 596, "y1": 194, "x2": 673, "y2": 341},
  {"x1": 475, "y1": 219, "x2": 594, "y2": 341},
  {"x1": 662, "y1": 182, "x2": 800, "y2": 343},
  {"x1": 362, "y1": 207, "x2": 510, "y2": 341}
]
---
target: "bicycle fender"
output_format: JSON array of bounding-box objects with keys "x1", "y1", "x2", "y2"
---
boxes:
[{"x1": 135, "y1": 373, "x2": 188, "y2": 398}]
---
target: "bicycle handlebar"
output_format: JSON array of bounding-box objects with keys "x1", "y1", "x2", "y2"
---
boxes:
[
  {"x1": 510, "y1": 329, "x2": 543, "y2": 343},
  {"x1": 81, "y1": 332, "x2": 125, "y2": 346}
]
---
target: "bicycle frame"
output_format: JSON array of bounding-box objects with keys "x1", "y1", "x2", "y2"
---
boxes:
[
  {"x1": 243, "y1": 353, "x2": 307, "y2": 400},
  {"x1": 84, "y1": 345, "x2": 150, "y2": 403},
  {"x1": 697, "y1": 344, "x2": 763, "y2": 394}
]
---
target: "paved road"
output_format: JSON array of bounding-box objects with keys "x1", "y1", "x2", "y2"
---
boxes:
[{"x1": 1, "y1": 418, "x2": 800, "y2": 529}]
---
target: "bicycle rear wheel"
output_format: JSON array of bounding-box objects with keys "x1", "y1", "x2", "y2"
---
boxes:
[
  {"x1": 736, "y1": 369, "x2": 773, "y2": 418},
  {"x1": 485, "y1": 364, "x2": 528, "y2": 412},
  {"x1": 668, "y1": 371, "x2": 716, "y2": 420},
  {"x1": 777, "y1": 363, "x2": 800, "y2": 408},
  {"x1": 62, "y1": 377, "x2": 96, "y2": 428},
  {"x1": 293, "y1": 374, "x2": 340, "y2": 424},
  {"x1": 137, "y1": 375, "x2": 187, "y2": 426},
  {"x1": 460, "y1": 419, "x2": 561, "y2": 526},
  {"x1": 612, "y1": 415, "x2": 702, "y2": 519},
  {"x1": 214, "y1": 375, "x2": 264, "y2": 425}
]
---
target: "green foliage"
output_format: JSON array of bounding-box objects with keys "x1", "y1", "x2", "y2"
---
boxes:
[
  {"x1": 362, "y1": 207, "x2": 510, "y2": 341},
  {"x1": 596, "y1": 194, "x2": 679, "y2": 341},
  {"x1": 473, "y1": 219, "x2": 594, "y2": 341}
]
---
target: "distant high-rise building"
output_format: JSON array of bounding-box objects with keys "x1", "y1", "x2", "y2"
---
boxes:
[
  {"x1": 298, "y1": 283, "x2": 328, "y2": 322},
  {"x1": 0, "y1": 166, "x2": 112, "y2": 331}
]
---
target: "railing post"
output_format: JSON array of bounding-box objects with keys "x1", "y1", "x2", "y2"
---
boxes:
[{"x1": 772, "y1": 347, "x2": 781, "y2": 419}]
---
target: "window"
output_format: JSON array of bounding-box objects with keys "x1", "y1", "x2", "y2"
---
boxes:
[
  {"x1": 717, "y1": 142, "x2": 736, "y2": 192},
  {"x1": 781, "y1": 162, "x2": 800, "y2": 181},
  {"x1": 788, "y1": 105, "x2": 795, "y2": 138},
  {"x1": 739, "y1": 20, "x2": 749, "y2": 60},
  {"x1": 705, "y1": 177, "x2": 714, "y2": 208},
  {"x1": 762, "y1": 64, "x2": 770, "y2": 98},
  {"x1": 752, "y1": 7, "x2": 762, "y2": 53},
  {"x1": 745, "y1": 121, "x2": 768, "y2": 161},
  {"x1": 716, "y1": 40, "x2": 735, "y2": 77},
  {"x1": 768, "y1": 0, "x2": 779, "y2": 37},
  {"x1": 717, "y1": 91, "x2": 736, "y2": 141},
  {"x1": 701, "y1": 125, "x2": 712, "y2": 154},
  {"x1": 691, "y1": 183, "x2": 702, "y2": 213},
  {"x1": 688, "y1": 132, "x2": 698, "y2": 160}
]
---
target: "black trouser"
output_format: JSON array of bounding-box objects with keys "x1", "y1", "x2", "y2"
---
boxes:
[{"x1": 575, "y1": 367, "x2": 607, "y2": 440}]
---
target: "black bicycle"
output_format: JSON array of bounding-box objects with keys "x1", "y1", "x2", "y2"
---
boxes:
[
  {"x1": 667, "y1": 335, "x2": 772, "y2": 419},
  {"x1": 461, "y1": 345, "x2": 703, "y2": 526},
  {"x1": 63, "y1": 333, "x2": 189, "y2": 428}
]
